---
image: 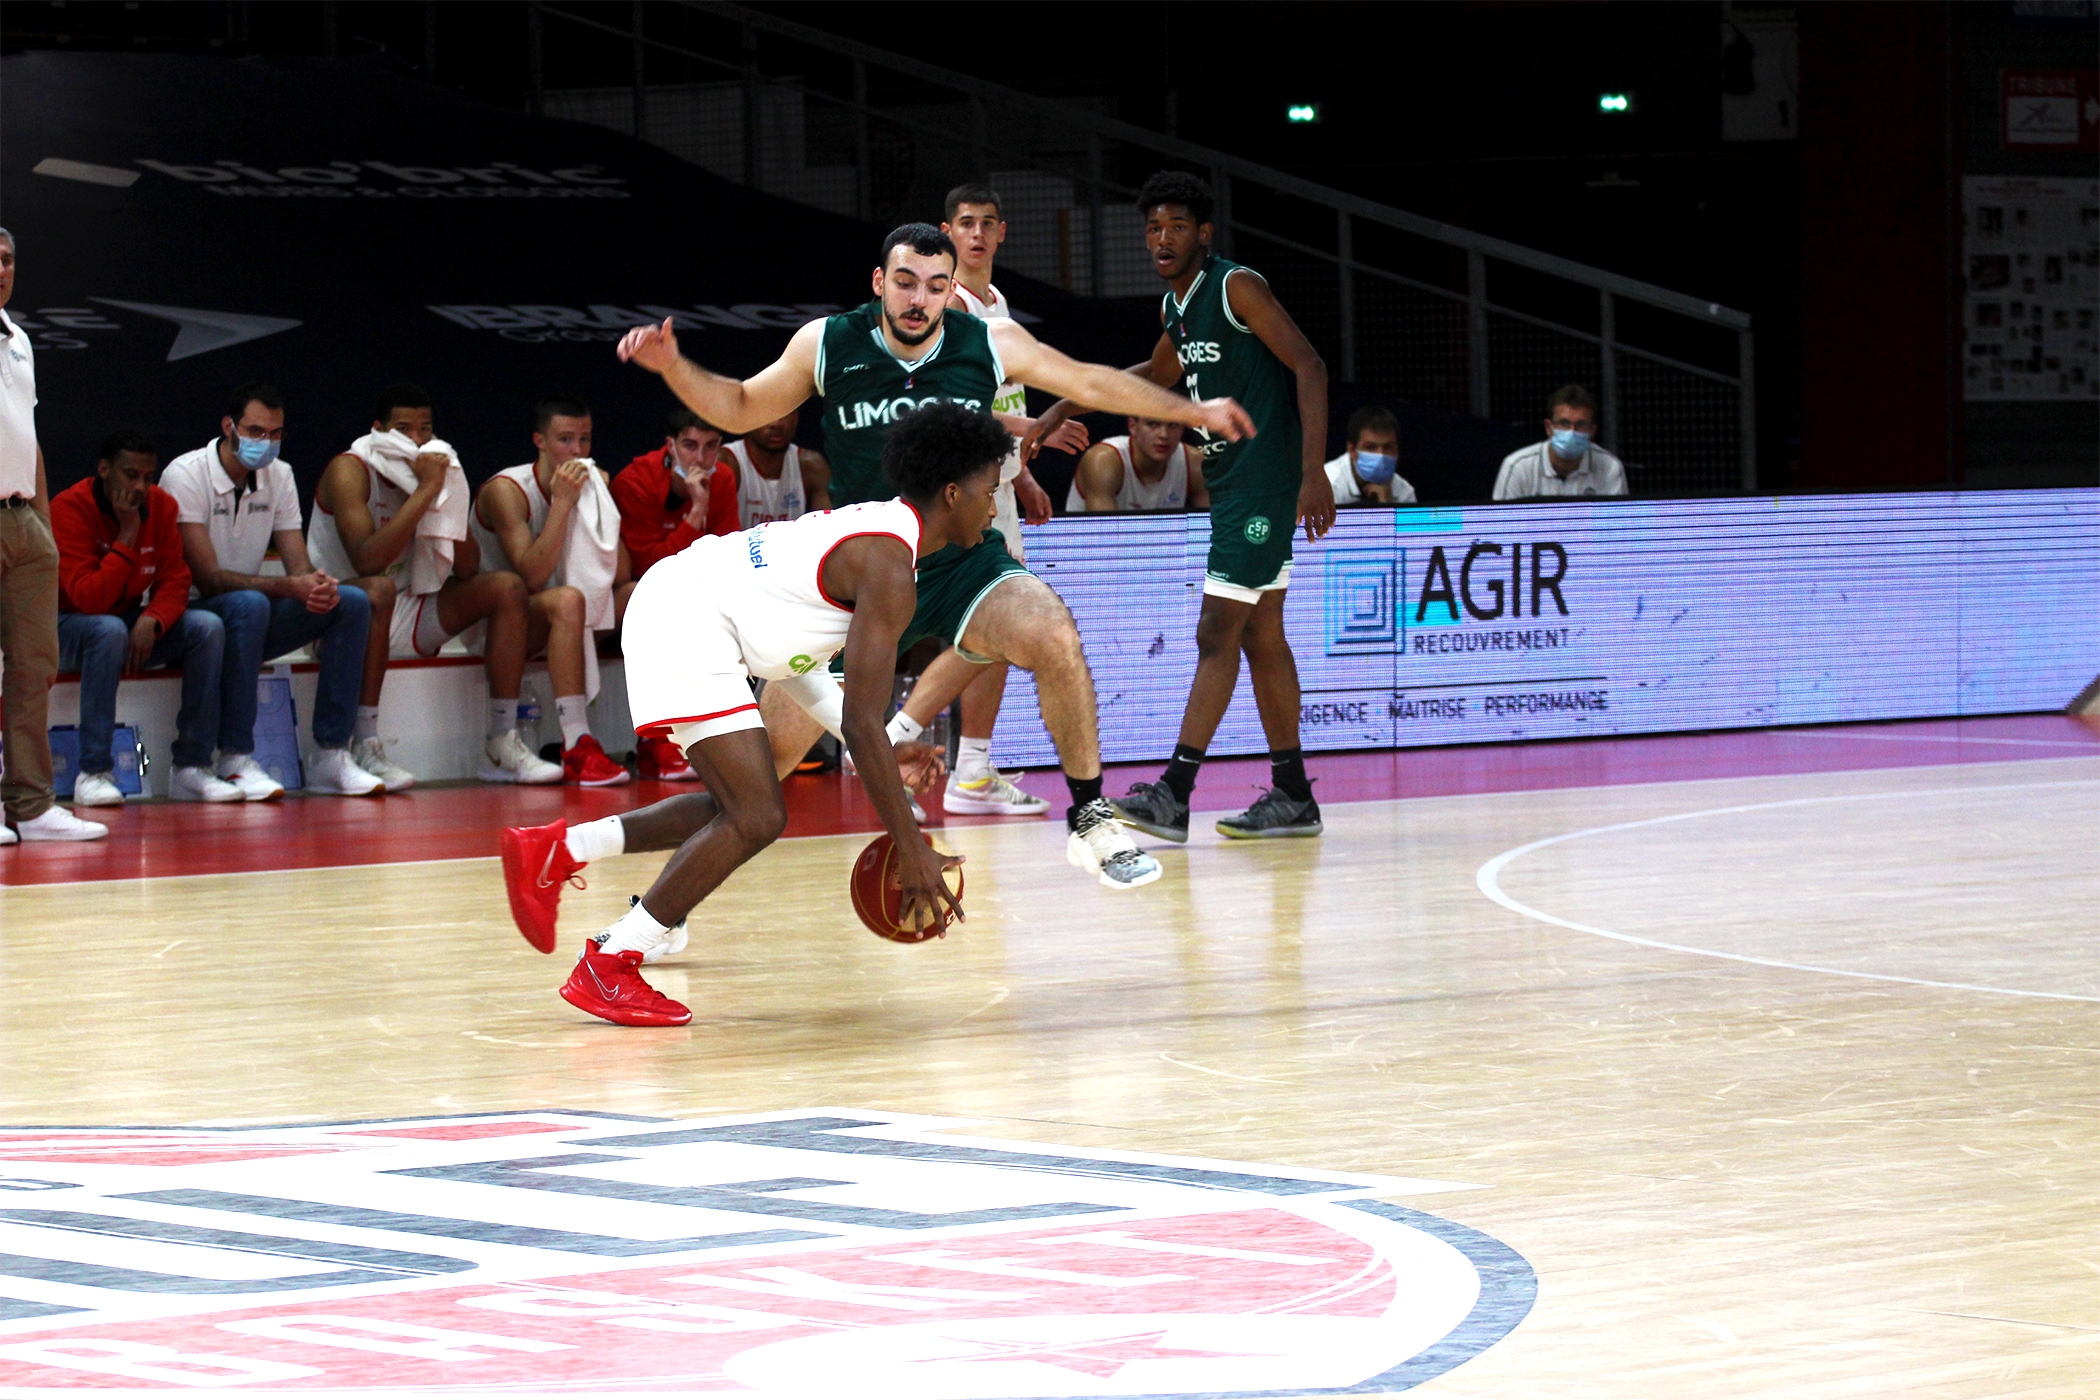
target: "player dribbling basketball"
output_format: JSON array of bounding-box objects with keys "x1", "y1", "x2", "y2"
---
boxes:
[{"x1": 502, "y1": 408, "x2": 1033, "y2": 1026}]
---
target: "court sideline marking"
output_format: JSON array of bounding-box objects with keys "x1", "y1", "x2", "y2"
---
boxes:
[{"x1": 1475, "y1": 776, "x2": 2100, "y2": 1004}]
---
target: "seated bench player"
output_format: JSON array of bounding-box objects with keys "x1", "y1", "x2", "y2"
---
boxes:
[
  {"x1": 1065, "y1": 415, "x2": 1208, "y2": 513},
  {"x1": 723, "y1": 406, "x2": 831, "y2": 528},
  {"x1": 471, "y1": 394, "x2": 634, "y2": 787},
  {"x1": 612, "y1": 408, "x2": 742, "y2": 782},
  {"x1": 51, "y1": 429, "x2": 239, "y2": 805},
  {"x1": 500, "y1": 407, "x2": 1112, "y2": 1026},
  {"x1": 163, "y1": 380, "x2": 380, "y2": 798},
  {"x1": 307, "y1": 382, "x2": 561, "y2": 788},
  {"x1": 1322, "y1": 405, "x2": 1415, "y2": 506}
]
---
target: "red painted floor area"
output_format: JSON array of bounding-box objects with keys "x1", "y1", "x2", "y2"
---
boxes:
[{"x1": 3, "y1": 714, "x2": 2094, "y2": 887}]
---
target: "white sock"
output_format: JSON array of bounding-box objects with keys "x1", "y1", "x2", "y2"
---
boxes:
[
  {"x1": 488, "y1": 697, "x2": 519, "y2": 739},
  {"x1": 565, "y1": 815, "x2": 625, "y2": 863},
  {"x1": 555, "y1": 695, "x2": 590, "y2": 750},
  {"x1": 354, "y1": 706, "x2": 381, "y2": 742},
  {"x1": 957, "y1": 736, "x2": 993, "y2": 782},
  {"x1": 596, "y1": 900, "x2": 669, "y2": 958}
]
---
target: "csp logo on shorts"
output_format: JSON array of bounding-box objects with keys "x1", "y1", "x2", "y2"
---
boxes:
[
  {"x1": 1244, "y1": 516, "x2": 1272, "y2": 544},
  {"x1": 0, "y1": 1111, "x2": 1535, "y2": 1397}
]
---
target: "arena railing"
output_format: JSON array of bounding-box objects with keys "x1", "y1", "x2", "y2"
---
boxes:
[{"x1": 524, "y1": 0, "x2": 1756, "y2": 495}]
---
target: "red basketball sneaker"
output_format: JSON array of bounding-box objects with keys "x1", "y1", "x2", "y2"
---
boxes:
[
  {"x1": 564, "y1": 734, "x2": 632, "y2": 787},
  {"x1": 500, "y1": 820, "x2": 585, "y2": 954},
  {"x1": 636, "y1": 732, "x2": 699, "y2": 782},
  {"x1": 560, "y1": 945, "x2": 693, "y2": 1027}
]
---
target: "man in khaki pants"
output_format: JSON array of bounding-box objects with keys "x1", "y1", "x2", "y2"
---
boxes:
[{"x1": 0, "y1": 228, "x2": 108, "y2": 844}]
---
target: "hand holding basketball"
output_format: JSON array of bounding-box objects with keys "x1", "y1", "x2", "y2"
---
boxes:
[{"x1": 851, "y1": 832, "x2": 965, "y2": 943}]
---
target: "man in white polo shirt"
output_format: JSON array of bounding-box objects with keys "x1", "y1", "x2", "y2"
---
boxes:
[
  {"x1": 1493, "y1": 385, "x2": 1628, "y2": 500},
  {"x1": 0, "y1": 226, "x2": 108, "y2": 843},
  {"x1": 1322, "y1": 405, "x2": 1417, "y2": 507},
  {"x1": 161, "y1": 381, "x2": 381, "y2": 798}
]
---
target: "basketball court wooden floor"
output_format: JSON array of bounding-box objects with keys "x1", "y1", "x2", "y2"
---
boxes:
[{"x1": 0, "y1": 714, "x2": 2094, "y2": 1398}]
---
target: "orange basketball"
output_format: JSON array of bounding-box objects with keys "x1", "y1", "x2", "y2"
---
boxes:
[{"x1": 851, "y1": 832, "x2": 964, "y2": 943}]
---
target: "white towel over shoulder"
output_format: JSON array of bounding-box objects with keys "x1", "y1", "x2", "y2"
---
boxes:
[{"x1": 348, "y1": 429, "x2": 472, "y2": 596}]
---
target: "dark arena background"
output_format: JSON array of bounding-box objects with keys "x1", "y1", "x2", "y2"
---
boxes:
[{"x1": 0, "y1": 4, "x2": 2095, "y2": 1397}]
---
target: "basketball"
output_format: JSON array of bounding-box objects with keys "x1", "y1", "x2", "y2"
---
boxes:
[{"x1": 850, "y1": 832, "x2": 965, "y2": 942}]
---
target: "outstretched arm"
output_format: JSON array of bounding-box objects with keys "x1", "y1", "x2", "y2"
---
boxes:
[
  {"x1": 1225, "y1": 268, "x2": 1334, "y2": 542},
  {"x1": 992, "y1": 319, "x2": 1253, "y2": 447},
  {"x1": 617, "y1": 318, "x2": 824, "y2": 435}
]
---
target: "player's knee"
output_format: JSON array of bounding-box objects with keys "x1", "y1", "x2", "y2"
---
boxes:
[
  {"x1": 364, "y1": 575, "x2": 396, "y2": 613},
  {"x1": 1194, "y1": 611, "x2": 1240, "y2": 660},
  {"x1": 547, "y1": 585, "x2": 585, "y2": 626},
  {"x1": 492, "y1": 571, "x2": 528, "y2": 611},
  {"x1": 732, "y1": 790, "x2": 788, "y2": 850}
]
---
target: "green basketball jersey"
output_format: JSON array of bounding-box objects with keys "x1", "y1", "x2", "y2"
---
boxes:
[
  {"x1": 816, "y1": 301, "x2": 1005, "y2": 505},
  {"x1": 1161, "y1": 255, "x2": 1301, "y2": 496}
]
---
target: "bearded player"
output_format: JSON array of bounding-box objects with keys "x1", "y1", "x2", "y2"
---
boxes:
[
  {"x1": 501, "y1": 406, "x2": 1009, "y2": 1026},
  {"x1": 614, "y1": 222, "x2": 1254, "y2": 891}
]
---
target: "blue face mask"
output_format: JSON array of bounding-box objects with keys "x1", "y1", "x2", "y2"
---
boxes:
[
  {"x1": 1549, "y1": 428, "x2": 1591, "y2": 459},
  {"x1": 1353, "y1": 450, "x2": 1398, "y2": 484},
  {"x1": 233, "y1": 435, "x2": 279, "y2": 471}
]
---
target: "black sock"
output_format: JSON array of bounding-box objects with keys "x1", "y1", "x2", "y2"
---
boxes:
[
  {"x1": 1269, "y1": 747, "x2": 1313, "y2": 802},
  {"x1": 1064, "y1": 773, "x2": 1104, "y2": 829},
  {"x1": 1161, "y1": 744, "x2": 1205, "y2": 803}
]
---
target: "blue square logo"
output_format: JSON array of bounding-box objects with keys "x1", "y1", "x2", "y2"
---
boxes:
[{"x1": 1324, "y1": 548, "x2": 1399, "y2": 654}]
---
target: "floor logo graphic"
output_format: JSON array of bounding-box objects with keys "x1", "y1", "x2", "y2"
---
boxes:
[{"x1": 0, "y1": 1112, "x2": 1533, "y2": 1397}]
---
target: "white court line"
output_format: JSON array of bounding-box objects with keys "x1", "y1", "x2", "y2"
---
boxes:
[
  {"x1": 1475, "y1": 776, "x2": 2100, "y2": 1004},
  {"x1": 1779, "y1": 730, "x2": 2099, "y2": 749}
]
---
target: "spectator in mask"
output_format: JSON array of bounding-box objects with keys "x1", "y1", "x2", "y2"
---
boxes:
[
  {"x1": 1322, "y1": 406, "x2": 1415, "y2": 506},
  {"x1": 1493, "y1": 385, "x2": 1627, "y2": 500}
]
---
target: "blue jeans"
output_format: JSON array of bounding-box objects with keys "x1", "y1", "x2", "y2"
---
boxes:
[
  {"x1": 57, "y1": 608, "x2": 227, "y2": 773},
  {"x1": 196, "y1": 587, "x2": 370, "y2": 753}
]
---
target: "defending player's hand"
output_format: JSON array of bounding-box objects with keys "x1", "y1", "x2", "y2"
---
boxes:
[
  {"x1": 1017, "y1": 404, "x2": 1077, "y2": 462},
  {"x1": 1298, "y1": 468, "x2": 1338, "y2": 543},
  {"x1": 1014, "y1": 470, "x2": 1054, "y2": 526},
  {"x1": 896, "y1": 840, "x2": 966, "y2": 935},
  {"x1": 892, "y1": 739, "x2": 947, "y2": 795},
  {"x1": 616, "y1": 317, "x2": 682, "y2": 373},
  {"x1": 1196, "y1": 397, "x2": 1257, "y2": 443}
]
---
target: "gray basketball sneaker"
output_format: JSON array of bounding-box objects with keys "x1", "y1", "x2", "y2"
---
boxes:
[
  {"x1": 1066, "y1": 799, "x2": 1164, "y2": 891},
  {"x1": 1216, "y1": 786, "x2": 1323, "y2": 839},
  {"x1": 1109, "y1": 780, "x2": 1190, "y2": 844}
]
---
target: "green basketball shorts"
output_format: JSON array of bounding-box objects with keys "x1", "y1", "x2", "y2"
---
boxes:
[
  {"x1": 1203, "y1": 483, "x2": 1299, "y2": 602},
  {"x1": 902, "y1": 528, "x2": 1033, "y2": 660}
]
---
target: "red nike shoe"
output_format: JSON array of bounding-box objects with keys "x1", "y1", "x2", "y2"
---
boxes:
[
  {"x1": 500, "y1": 820, "x2": 585, "y2": 954},
  {"x1": 636, "y1": 732, "x2": 699, "y2": 782},
  {"x1": 560, "y1": 945, "x2": 693, "y2": 1027},
  {"x1": 564, "y1": 734, "x2": 632, "y2": 787}
]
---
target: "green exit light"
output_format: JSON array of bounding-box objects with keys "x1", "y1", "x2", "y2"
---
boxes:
[
  {"x1": 1597, "y1": 93, "x2": 1631, "y2": 113},
  {"x1": 1286, "y1": 103, "x2": 1321, "y2": 124}
]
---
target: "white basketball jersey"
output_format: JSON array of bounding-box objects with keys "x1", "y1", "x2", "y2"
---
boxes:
[
  {"x1": 470, "y1": 463, "x2": 551, "y2": 581},
  {"x1": 952, "y1": 281, "x2": 1027, "y2": 484},
  {"x1": 1065, "y1": 436, "x2": 1193, "y2": 512},
  {"x1": 725, "y1": 439, "x2": 808, "y2": 529},
  {"x1": 665, "y1": 499, "x2": 923, "y2": 680},
  {"x1": 307, "y1": 455, "x2": 411, "y2": 585}
]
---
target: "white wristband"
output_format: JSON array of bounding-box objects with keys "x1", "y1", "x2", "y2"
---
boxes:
[{"x1": 885, "y1": 711, "x2": 925, "y2": 745}]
